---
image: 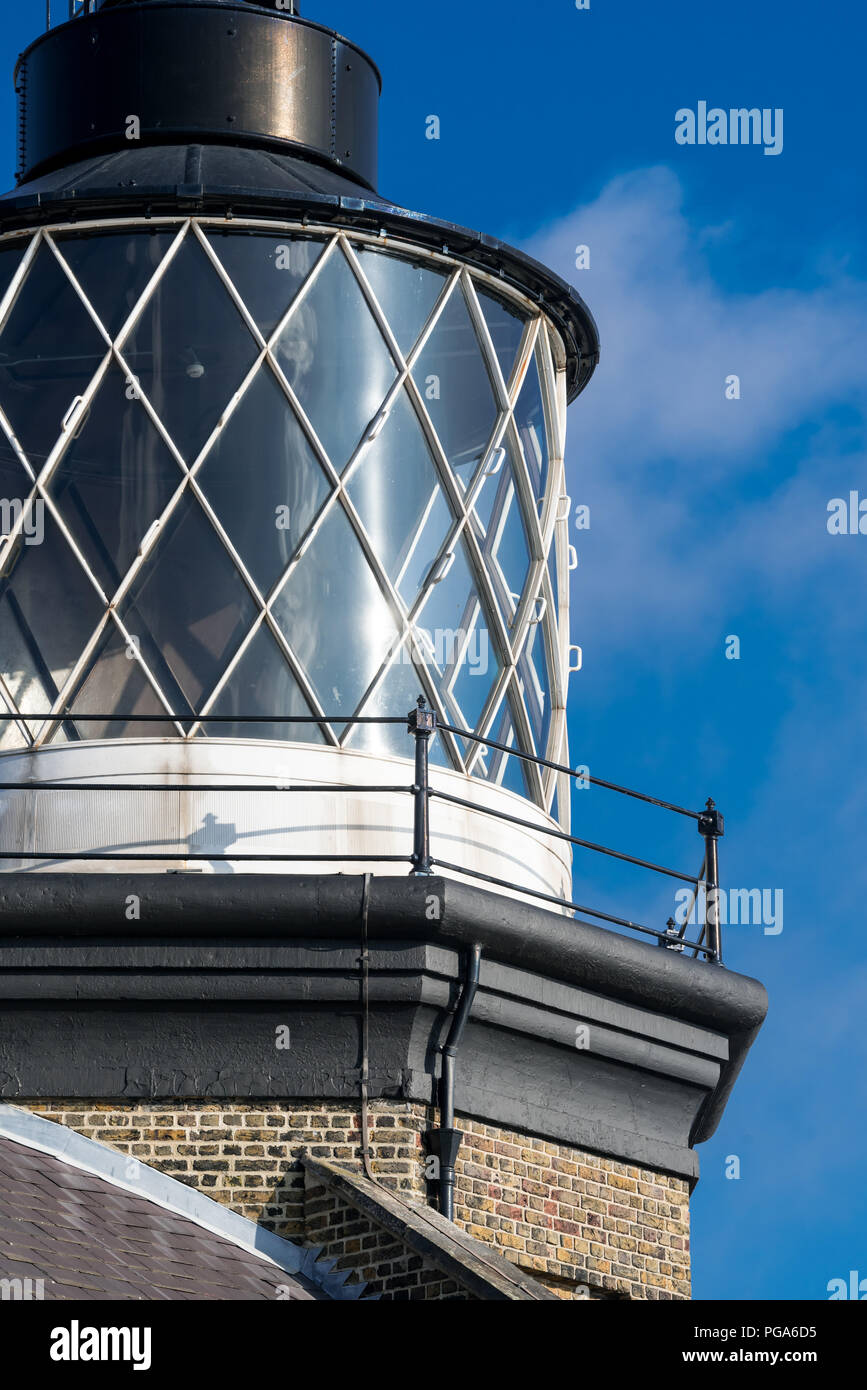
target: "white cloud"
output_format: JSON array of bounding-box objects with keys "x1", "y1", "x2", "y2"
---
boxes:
[{"x1": 524, "y1": 166, "x2": 867, "y2": 648}]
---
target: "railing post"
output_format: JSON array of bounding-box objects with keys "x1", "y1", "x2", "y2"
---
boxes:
[
  {"x1": 698, "y1": 798, "x2": 724, "y2": 964},
  {"x1": 408, "y1": 696, "x2": 436, "y2": 875}
]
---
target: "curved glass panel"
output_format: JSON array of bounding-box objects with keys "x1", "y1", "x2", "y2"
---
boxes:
[
  {"x1": 344, "y1": 646, "x2": 449, "y2": 768},
  {"x1": 0, "y1": 240, "x2": 28, "y2": 310},
  {"x1": 517, "y1": 620, "x2": 553, "y2": 757},
  {"x1": 346, "y1": 386, "x2": 454, "y2": 610},
  {"x1": 471, "y1": 695, "x2": 531, "y2": 800},
  {"x1": 47, "y1": 364, "x2": 183, "y2": 597},
  {"x1": 56, "y1": 231, "x2": 175, "y2": 341},
  {"x1": 470, "y1": 434, "x2": 532, "y2": 628},
  {"x1": 0, "y1": 510, "x2": 102, "y2": 703},
  {"x1": 476, "y1": 286, "x2": 527, "y2": 391},
  {"x1": 118, "y1": 491, "x2": 257, "y2": 714},
  {"x1": 274, "y1": 246, "x2": 397, "y2": 472},
  {"x1": 414, "y1": 534, "x2": 499, "y2": 733},
  {"x1": 514, "y1": 348, "x2": 550, "y2": 503},
  {"x1": 412, "y1": 282, "x2": 499, "y2": 487},
  {"x1": 203, "y1": 623, "x2": 324, "y2": 743},
  {"x1": 0, "y1": 242, "x2": 106, "y2": 471},
  {"x1": 196, "y1": 363, "x2": 332, "y2": 598},
  {"x1": 207, "y1": 231, "x2": 326, "y2": 340},
  {"x1": 0, "y1": 222, "x2": 563, "y2": 811},
  {"x1": 354, "y1": 246, "x2": 448, "y2": 357},
  {"x1": 270, "y1": 500, "x2": 400, "y2": 722},
  {"x1": 67, "y1": 621, "x2": 178, "y2": 740},
  {"x1": 123, "y1": 235, "x2": 260, "y2": 464}
]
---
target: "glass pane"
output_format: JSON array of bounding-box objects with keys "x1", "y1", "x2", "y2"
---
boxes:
[
  {"x1": 517, "y1": 620, "x2": 553, "y2": 757},
  {"x1": 0, "y1": 451, "x2": 34, "y2": 534},
  {"x1": 476, "y1": 287, "x2": 527, "y2": 390},
  {"x1": 66, "y1": 622, "x2": 177, "y2": 739},
  {"x1": 472, "y1": 438, "x2": 532, "y2": 624},
  {"x1": 345, "y1": 649, "x2": 450, "y2": 768},
  {"x1": 515, "y1": 350, "x2": 550, "y2": 503},
  {"x1": 0, "y1": 512, "x2": 102, "y2": 703},
  {"x1": 346, "y1": 387, "x2": 453, "y2": 610},
  {"x1": 55, "y1": 231, "x2": 175, "y2": 341},
  {"x1": 355, "y1": 246, "x2": 448, "y2": 356},
  {"x1": 412, "y1": 282, "x2": 500, "y2": 487},
  {"x1": 207, "y1": 232, "x2": 326, "y2": 340},
  {"x1": 47, "y1": 364, "x2": 183, "y2": 597},
  {"x1": 414, "y1": 534, "x2": 498, "y2": 732},
  {"x1": 0, "y1": 243, "x2": 106, "y2": 471},
  {"x1": 0, "y1": 710, "x2": 30, "y2": 752},
  {"x1": 0, "y1": 239, "x2": 28, "y2": 309},
  {"x1": 274, "y1": 246, "x2": 397, "y2": 473},
  {"x1": 271, "y1": 501, "x2": 400, "y2": 722},
  {"x1": 122, "y1": 234, "x2": 260, "y2": 464},
  {"x1": 197, "y1": 364, "x2": 332, "y2": 598},
  {"x1": 119, "y1": 491, "x2": 257, "y2": 712},
  {"x1": 471, "y1": 696, "x2": 531, "y2": 800},
  {"x1": 0, "y1": 588, "x2": 57, "y2": 742},
  {"x1": 202, "y1": 623, "x2": 324, "y2": 742}
]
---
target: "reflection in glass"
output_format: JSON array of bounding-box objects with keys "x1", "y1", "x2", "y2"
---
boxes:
[
  {"x1": 0, "y1": 240, "x2": 28, "y2": 311},
  {"x1": 56, "y1": 231, "x2": 175, "y2": 341},
  {"x1": 355, "y1": 246, "x2": 448, "y2": 356},
  {"x1": 517, "y1": 620, "x2": 553, "y2": 757},
  {"x1": 0, "y1": 243, "x2": 106, "y2": 470},
  {"x1": 208, "y1": 232, "x2": 326, "y2": 340},
  {"x1": 472, "y1": 696, "x2": 530, "y2": 799},
  {"x1": 414, "y1": 534, "x2": 499, "y2": 732},
  {"x1": 346, "y1": 387, "x2": 453, "y2": 609},
  {"x1": 275, "y1": 246, "x2": 397, "y2": 473},
  {"x1": 412, "y1": 283, "x2": 499, "y2": 486},
  {"x1": 345, "y1": 647, "x2": 450, "y2": 767},
  {"x1": 471, "y1": 435, "x2": 531, "y2": 626},
  {"x1": 47, "y1": 364, "x2": 183, "y2": 597},
  {"x1": 67, "y1": 620, "x2": 177, "y2": 739},
  {"x1": 514, "y1": 349, "x2": 550, "y2": 503},
  {"x1": 0, "y1": 450, "x2": 33, "y2": 523},
  {"x1": 0, "y1": 511, "x2": 102, "y2": 702},
  {"x1": 476, "y1": 287, "x2": 527, "y2": 391},
  {"x1": 119, "y1": 491, "x2": 257, "y2": 713},
  {"x1": 203, "y1": 623, "x2": 324, "y2": 743},
  {"x1": 271, "y1": 501, "x2": 400, "y2": 722},
  {"x1": 197, "y1": 364, "x2": 332, "y2": 597},
  {"x1": 123, "y1": 235, "x2": 259, "y2": 464}
]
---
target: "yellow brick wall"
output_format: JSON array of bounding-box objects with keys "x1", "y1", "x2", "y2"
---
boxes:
[
  {"x1": 454, "y1": 1119, "x2": 690, "y2": 1300},
  {"x1": 18, "y1": 1101, "x2": 690, "y2": 1300}
]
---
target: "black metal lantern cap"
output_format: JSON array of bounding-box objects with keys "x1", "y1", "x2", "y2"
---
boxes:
[
  {"x1": 16, "y1": 1, "x2": 382, "y2": 191},
  {"x1": 3, "y1": 1, "x2": 600, "y2": 399}
]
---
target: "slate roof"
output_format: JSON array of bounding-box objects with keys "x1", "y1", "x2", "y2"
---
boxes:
[{"x1": 0, "y1": 1127, "x2": 328, "y2": 1301}]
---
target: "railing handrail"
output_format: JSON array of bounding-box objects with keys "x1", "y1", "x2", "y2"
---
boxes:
[{"x1": 0, "y1": 697, "x2": 724, "y2": 963}]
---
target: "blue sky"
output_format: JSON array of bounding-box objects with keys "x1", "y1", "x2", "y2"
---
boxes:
[{"x1": 3, "y1": 0, "x2": 865, "y2": 1300}]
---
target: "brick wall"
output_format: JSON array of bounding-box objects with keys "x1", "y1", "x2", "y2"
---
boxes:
[
  {"x1": 304, "y1": 1172, "x2": 464, "y2": 1301},
  {"x1": 454, "y1": 1118, "x2": 690, "y2": 1301},
  {"x1": 19, "y1": 1101, "x2": 690, "y2": 1300}
]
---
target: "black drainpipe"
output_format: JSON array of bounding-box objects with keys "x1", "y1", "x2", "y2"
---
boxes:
[{"x1": 427, "y1": 943, "x2": 482, "y2": 1221}]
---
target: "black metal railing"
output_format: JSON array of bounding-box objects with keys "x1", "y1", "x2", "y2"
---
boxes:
[{"x1": 1, "y1": 698, "x2": 725, "y2": 963}]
